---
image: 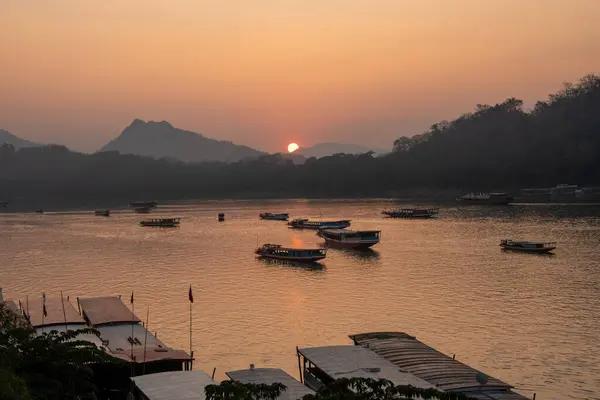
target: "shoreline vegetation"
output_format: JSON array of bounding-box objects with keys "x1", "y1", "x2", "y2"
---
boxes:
[{"x1": 1, "y1": 75, "x2": 599, "y2": 211}]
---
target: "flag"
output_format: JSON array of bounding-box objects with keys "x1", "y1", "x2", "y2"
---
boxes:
[
  {"x1": 188, "y1": 285, "x2": 193, "y2": 303},
  {"x1": 42, "y1": 293, "x2": 47, "y2": 317},
  {"x1": 130, "y1": 292, "x2": 134, "y2": 304}
]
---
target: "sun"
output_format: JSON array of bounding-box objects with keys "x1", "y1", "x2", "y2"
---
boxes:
[{"x1": 287, "y1": 143, "x2": 299, "y2": 153}]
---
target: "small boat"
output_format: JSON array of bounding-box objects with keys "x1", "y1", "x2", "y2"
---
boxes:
[
  {"x1": 288, "y1": 218, "x2": 351, "y2": 230},
  {"x1": 0, "y1": 202, "x2": 8, "y2": 209},
  {"x1": 317, "y1": 229, "x2": 381, "y2": 249},
  {"x1": 95, "y1": 210, "x2": 110, "y2": 217},
  {"x1": 134, "y1": 207, "x2": 152, "y2": 214},
  {"x1": 35, "y1": 209, "x2": 44, "y2": 214},
  {"x1": 382, "y1": 208, "x2": 438, "y2": 219},
  {"x1": 457, "y1": 192, "x2": 513, "y2": 205},
  {"x1": 259, "y1": 212, "x2": 289, "y2": 221},
  {"x1": 255, "y1": 244, "x2": 327, "y2": 262},
  {"x1": 140, "y1": 218, "x2": 181, "y2": 227},
  {"x1": 500, "y1": 239, "x2": 556, "y2": 253},
  {"x1": 129, "y1": 201, "x2": 158, "y2": 208}
]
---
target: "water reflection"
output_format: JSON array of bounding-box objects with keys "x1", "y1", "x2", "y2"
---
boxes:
[{"x1": 256, "y1": 257, "x2": 326, "y2": 271}]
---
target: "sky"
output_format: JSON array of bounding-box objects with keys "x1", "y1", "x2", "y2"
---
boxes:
[{"x1": 1, "y1": 0, "x2": 599, "y2": 153}]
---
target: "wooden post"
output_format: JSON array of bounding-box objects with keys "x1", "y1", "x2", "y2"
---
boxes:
[
  {"x1": 211, "y1": 367, "x2": 216, "y2": 380},
  {"x1": 60, "y1": 291, "x2": 68, "y2": 332},
  {"x1": 142, "y1": 307, "x2": 149, "y2": 375},
  {"x1": 296, "y1": 346, "x2": 303, "y2": 383}
]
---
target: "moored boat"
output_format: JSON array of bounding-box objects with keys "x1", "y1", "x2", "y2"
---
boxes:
[
  {"x1": 255, "y1": 244, "x2": 327, "y2": 262},
  {"x1": 457, "y1": 192, "x2": 513, "y2": 205},
  {"x1": 95, "y1": 209, "x2": 110, "y2": 217},
  {"x1": 259, "y1": 212, "x2": 289, "y2": 221},
  {"x1": 500, "y1": 239, "x2": 556, "y2": 253},
  {"x1": 317, "y1": 229, "x2": 381, "y2": 249},
  {"x1": 382, "y1": 208, "x2": 438, "y2": 219},
  {"x1": 129, "y1": 201, "x2": 158, "y2": 208},
  {"x1": 140, "y1": 217, "x2": 181, "y2": 227},
  {"x1": 0, "y1": 202, "x2": 8, "y2": 209},
  {"x1": 288, "y1": 218, "x2": 351, "y2": 230},
  {"x1": 134, "y1": 207, "x2": 152, "y2": 214}
]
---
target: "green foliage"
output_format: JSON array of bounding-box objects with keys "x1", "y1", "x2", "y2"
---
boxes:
[
  {"x1": 205, "y1": 380, "x2": 286, "y2": 400},
  {"x1": 0, "y1": 304, "x2": 118, "y2": 400}
]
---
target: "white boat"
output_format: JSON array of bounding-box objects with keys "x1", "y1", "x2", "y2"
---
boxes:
[
  {"x1": 381, "y1": 208, "x2": 438, "y2": 219},
  {"x1": 255, "y1": 244, "x2": 326, "y2": 262},
  {"x1": 94, "y1": 210, "x2": 110, "y2": 217},
  {"x1": 288, "y1": 218, "x2": 351, "y2": 230},
  {"x1": 500, "y1": 239, "x2": 556, "y2": 253},
  {"x1": 259, "y1": 212, "x2": 289, "y2": 221},
  {"x1": 457, "y1": 192, "x2": 512, "y2": 205},
  {"x1": 140, "y1": 218, "x2": 181, "y2": 227},
  {"x1": 317, "y1": 229, "x2": 381, "y2": 249}
]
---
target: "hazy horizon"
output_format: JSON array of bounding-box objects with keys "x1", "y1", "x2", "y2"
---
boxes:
[{"x1": 2, "y1": 0, "x2": 599, "y2": 153}]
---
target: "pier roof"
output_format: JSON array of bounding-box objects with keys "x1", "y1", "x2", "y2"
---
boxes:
[
  {"x1": 349, "y1": 332, "x2": 529, "y2": 399},
  {"x1": 79, "y1": 296, "x2": 141, "y2": 325},
  {"x1": 227, "y1": 368, "x2": 314, "y2": 400},
  {"x1": 132, "y1": 370, "x2": 216, "y2": 400},
  {"x1": 297, "y1": 345, "x2": 435, "y2": 390}
]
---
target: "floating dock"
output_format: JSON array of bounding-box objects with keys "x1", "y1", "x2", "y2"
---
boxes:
[
  {"x1": 227, "y1": 367, "x2": 314, "y2": 400},
  {"x1": 349, "y1": 332, "x2": 530, "y2": 400}
]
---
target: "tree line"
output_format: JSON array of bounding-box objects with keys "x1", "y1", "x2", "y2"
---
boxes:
[{"x1": 1, "y1": 74, "x2": 599, "y2": 209}]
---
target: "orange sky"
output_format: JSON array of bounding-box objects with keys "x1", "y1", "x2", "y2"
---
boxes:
[{"x1": 1, "y1": 0, "x2": 599, "y2": 152}]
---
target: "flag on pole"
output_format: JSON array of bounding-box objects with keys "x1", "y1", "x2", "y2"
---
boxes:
[
  {"x1": 130, "y1": 292, "x2": 134, "y2": 304},
  {"x1": 42, "y1": 293, "x2": 47, "y2": 317},
  {"x1": 188, "y1": 285, "x2": 193, "y2": 303}
]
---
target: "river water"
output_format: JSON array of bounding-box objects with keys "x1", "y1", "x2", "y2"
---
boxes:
[{"x1": 1, "y1": 200, "x2": 599, "y2": 399}]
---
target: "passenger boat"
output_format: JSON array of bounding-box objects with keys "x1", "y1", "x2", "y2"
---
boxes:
[
  {"x1": 94, "y1": 210, "x2": 110, "y2": 217},
  {"x1": 288, "y1": 218, "x2": 351, "y2": 230},
  {"x1": 134, "y1": 207, "x2": 152, "y2": 214},
  {"x1": 317, "y1": 229, "x2": 381, "y2": 249},
  {"x1": 500, "y1": 239, "x2": 556, "y2": 253},
  {"x1": 259, "y1": 212, "x2": 289, "y2": 221},
  {"x1": 129, "y1": 201, "x2": 158, "y2": 208},
  {"x1": 140, "y1": 218, "x2": 181, "y2": 227},
  {"x1": 255, "y1": 244, "x2": 327, "y2": 262},
  {"x1": 0, "y1": 202, "x2": 7, "y2": 209},
  {"x1": 457, "y1": 192, "x2": 513, "y2": 205},
  {"x1": 382, "y1": 208, "x2": 438, "y2": 219}
]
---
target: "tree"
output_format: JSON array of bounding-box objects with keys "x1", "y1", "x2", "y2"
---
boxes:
[{"x1": 0, "y1": 303, "x2": 119, "y2": 400}]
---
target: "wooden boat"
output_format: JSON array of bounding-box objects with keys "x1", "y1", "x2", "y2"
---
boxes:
[
  {"x1": 382, "y1": 208, "x2": 438, "y2": 219},
  {"x1": 255, "y1": 244, "x2": 327, "y2": 262},
  {"x1": 457, "y1": 192, "x2": 513, "y2": 205},
  {"x1": 317, "y1": 229, "x2": 381, "y2": 249},
  {"x1": 500, "y1": 239, "x2": 556, "y2": 253},
  {"x1": 129, "y1": 201, "x2": 158, "y2": 208},
  {"x1": 94, "y1": 210, "x2": 110, "y2": 217},
  {"x1": 140, "y1": 218, "x2": 181, "y2": 227},
  {"x1": 259, "y1": 212, "x2": 289, "y2": 221},
  {"x1": 134, "y1": 207, "x2": 152, "y2": 214},
  {"x1": 288, "y1": 218, "x2": 351, "y2": 230}
]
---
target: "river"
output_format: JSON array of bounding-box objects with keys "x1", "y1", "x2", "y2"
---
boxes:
[{"x1": 1, "y1": 199, "x2": 599, "y2": 399}]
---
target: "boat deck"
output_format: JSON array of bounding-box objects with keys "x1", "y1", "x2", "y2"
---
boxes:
[
  {"x1": 349, "y1": 332, "x2": 530, "y2": 399},
  {"x1": 226, "y1": 368, "x2": 314, "y2": 400}
]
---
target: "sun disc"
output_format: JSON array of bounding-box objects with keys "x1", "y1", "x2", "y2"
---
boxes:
[{"x1": 287, "y1": 143, "x2": 299, "y2": 153}]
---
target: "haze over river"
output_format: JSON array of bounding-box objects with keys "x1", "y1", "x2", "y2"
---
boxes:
[{"x1": 1, "y1": 200, "x2": 599, "y2": 399}]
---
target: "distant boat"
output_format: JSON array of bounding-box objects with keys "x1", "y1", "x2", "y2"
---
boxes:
[
  {"x1": 140, "y1": 217, "x2": 180, "y2": 227},
  {"x1": 94, "y1": 210, "x2": 110, "y2": 217},
  {"x1": 500, "y1": 239, "x2": 556, "y2": 253},
  {"x1": 35, "y1": 209, "x2": 44, "y2": 214},
  {"x1": 259, "y1": 212, "x2": 289, "y2": 221},
  {"x1": 0, "y1": 202, "x2": 8, "y2": 209},
  {"x1": 382, "y1": 208, "x2": 438, "y2": 219},
  {"x1": 457, "y1": 192, "x2": 512, "y2": 205},
  {"x1": 288, "y1": 218, "x2": 351, "y2": 230},
  {"x1": 317, "y1": 229, "x2": 381, "y2": 249},
  {"x1": 129, "y1": 201, "x2": 158, "y2": 208},
  {"x1": 255, "y1": 244, "x2": 327, "y2": 262},
  {"x1": 134, "y1": 207, "x2": 152, "y2": 214}
]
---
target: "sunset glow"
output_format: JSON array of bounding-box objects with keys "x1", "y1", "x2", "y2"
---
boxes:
[{"x1": 287, "y1": 143, "x2": 299, "y2": 153}]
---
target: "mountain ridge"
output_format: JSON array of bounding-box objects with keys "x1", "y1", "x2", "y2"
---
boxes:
[{"x1": 0, "y1": 130, "x2": 41, "y2": 149}]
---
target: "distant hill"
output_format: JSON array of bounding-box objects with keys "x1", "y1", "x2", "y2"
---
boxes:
[
  {"x1": 0, "y1": 130, "x2": 41, "y2": 149},
  {"x1": 297, "y1": 142, "x2": 388, "y2": 158},
  {"x1": 99, "y1": 119, "x2": 265, "y2": 162}
]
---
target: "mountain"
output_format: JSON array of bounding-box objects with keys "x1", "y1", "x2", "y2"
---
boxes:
[
  {"x1": 0, "y1": 130, "x2": 41, "y2": 149},
  {"x1": 297, "y1": 142, "x2": 389, "y2": 158},
  {"x1": 99, "y1": 119, "x2": 265, "y2": 163}
]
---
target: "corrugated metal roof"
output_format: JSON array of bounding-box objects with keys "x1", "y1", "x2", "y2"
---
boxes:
[
  {"x1": 297, "y1": 345, "x2": 436, "y2": 390},
  {"x1": 226, "y1": 368, "x2": 314, "y2": 400},
  {"x1": 79, "y1": 296, "x2": 141, "y2": 325},
  {"x1": 349, "y1": 332, "x2": 530, "y2": 400},
  {"x1": 35, "y1": 323, "x2": 106, "y2": 349},
  {"x1": 132, "y1": 370, "x2": 216, "y2": 400},
  {"x1": 23, "y1": 296, "x2": 85, "y2": 327}
]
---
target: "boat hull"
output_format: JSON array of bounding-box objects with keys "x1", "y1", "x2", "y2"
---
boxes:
[
  {"x1": 322, "y1": 239, "x2": 378, "y2": 249},
  {"x1": 260, "y1": 215, "x2": 289, "y2": 221},
  {"x1": 256, "y1": 253, "x2": 326, "y2": 262},
  {"x1": 500, "y1": 245, "x2": 555, "y2": 253},
  {"x1": 289, "y1": 222, "x2": 351, "y2": 230},
  {"x1": 457, "y1": 198, "x2": 512, "y2": 205}
]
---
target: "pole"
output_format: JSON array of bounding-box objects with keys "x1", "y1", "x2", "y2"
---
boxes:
[
  {"x1": 189, "y1": 298, "x2": 193, "y2": 369},
  {"x1": 142, "y1": 307, "x2": 149, "y2": 375},
  {"x1": 296, "y1": 346, "x2": 303, "y2": 383},
  {"x1": 60, "y1": 291, "x2": 68, "y2": 332},
  {"x1": 211, "y1": 367, "x2": 216, "y2": 380},
  {"x1": 41, "y1": 294, "x2": 45, "y2": 334},
  {"x1": 26, "y1": 295, "x2": 29, "y2": 320},
  {"x1": 131, "y1": 293, "x2": 135, "y2": 377}
]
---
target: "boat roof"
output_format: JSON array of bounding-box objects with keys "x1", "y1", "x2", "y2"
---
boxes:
[
  {"x1": 502, "y1": 239, "x2": 556, "y2": 245},
  {"x1": 131, "y1": 370, "x2": 217, "y2": 400},
  {"x1": 262, "y1": 244, "x2": 324, "y2": 251},
  {"x1": 35, "y1": 324, "x2": 105, "y2": 348},
  {"x1": 348, "y1": 332, "x2": 525, "y2": 397},
  {"x1": 320, "y1": 229, "x2": 380, "y2": 234},
  {"x1": 297, "y1": 345, "x2": 436, "y2": 390},
  {"x1": 226, "y1": 368, "x2": 314, "y2": 400},
  {"x1": 23, "y1": 296, "x2": 86, "y2": 328},
  {"x1": 79, "y1": 296, "x2": 141, "y2": 326}
]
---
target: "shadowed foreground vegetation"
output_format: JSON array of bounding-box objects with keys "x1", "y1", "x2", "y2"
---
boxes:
[{"x1": 1, "y1": 75, "x2": 599, "y2": 209}]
